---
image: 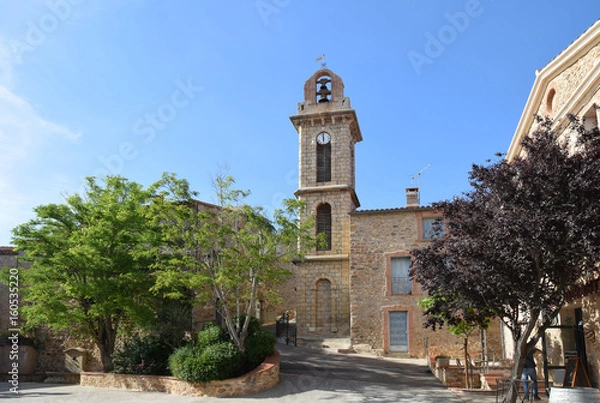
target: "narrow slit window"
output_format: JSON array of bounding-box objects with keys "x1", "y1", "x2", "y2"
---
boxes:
[
  {"x1": 316, "y1": 203, "x2": 332, "y2": 251},
  {"x1": 316, "y1": 132, "x2": 331, "y2": 182}
]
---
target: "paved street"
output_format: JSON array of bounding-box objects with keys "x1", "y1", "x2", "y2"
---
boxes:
[{"x1": 0, "y1": 344, "x2": 482, "y2": 402}]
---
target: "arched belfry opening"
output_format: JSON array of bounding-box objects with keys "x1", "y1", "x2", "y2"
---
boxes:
[
  {"x1": 316, "y1": 75, "x2": 331, "y2": 103},
  {"x1": 301, "y1": 68, "x2": 346, "y2": 107}
]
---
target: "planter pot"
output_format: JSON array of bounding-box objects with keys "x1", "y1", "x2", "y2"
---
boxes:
[
  {"x1": 549, "y1": 387, "x2": 600, "y2": 403},
  {"x1": 436, "y1": 358, "x2": 450, "y2": 368}
]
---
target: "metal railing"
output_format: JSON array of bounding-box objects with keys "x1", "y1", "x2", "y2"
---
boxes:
[
  {"x1": 275, "y1": 313, "x2": 297, "y2": 346},
  {"x1": 495, "y1": 378, "x2": 533, "y2": 403}
]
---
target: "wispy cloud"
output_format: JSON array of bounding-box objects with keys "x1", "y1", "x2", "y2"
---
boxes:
[{"x1": 0, "y1": 37, "x2": 81, "y2": 245}]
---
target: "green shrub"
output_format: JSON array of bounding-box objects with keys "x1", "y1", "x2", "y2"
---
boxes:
[
  {"x1": 168, "y1": 344, "x2": 195, "y2": 379},
  {"x1": 196, "y1": 323, "x2": 228, "y2": 352},
  {"x1": 113, "y1": 334, "x2": 173, "y2": 375},
  {"x1": 169, "y1": 341, "x2": 243, "y2": 383},
  {"x1": 244, "y1": 316, "x2": 262, "y2": 337},
  {"x1": 168, "y1": 319, "x2": 275, "y2": 383},
  {"x1": 244, "y1": 329, "x2": 276, "y2": 369},
  {"x1": 198, "y1": 342, "x2": 243, "y2": 381}
]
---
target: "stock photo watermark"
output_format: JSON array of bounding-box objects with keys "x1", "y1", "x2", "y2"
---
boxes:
[
  {"x1": 269, "y1": 168, "x2": 298, "y2": 211},
  {"x1": 407, "y1": 0, "x2": 488, "y2": 76},
  {"x1": 6, "y1": 266, "x2": 20, "y2": 393},
  {"x1": 90, "y1": 77, "x2": 203, "y2": 182},
  {"x1": 256, "y1": 0, "x2": 292, "y2": 25},
  {"x1": 9, "y1": 0, "x2": 85, "y2": 63}
]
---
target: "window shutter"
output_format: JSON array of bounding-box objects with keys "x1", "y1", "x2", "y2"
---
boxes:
[{"x1": 391, "y1": 257, "x2": 412, "y2": 294}]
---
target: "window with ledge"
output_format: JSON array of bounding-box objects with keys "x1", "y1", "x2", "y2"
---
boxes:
[
  {"x1": 316, "y1": 203, "x2": 332, "y2": 251},
  {"x1": 390, "y1": 256, "x2": 412, "y2": 295},
  {"x1": 421, "y1": 217, "x2": 444, "y2": 240}
]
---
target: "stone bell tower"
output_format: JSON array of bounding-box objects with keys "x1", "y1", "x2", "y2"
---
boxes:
[{"x1": 289, "y1": 69, "x2": 362, "y2": 338}]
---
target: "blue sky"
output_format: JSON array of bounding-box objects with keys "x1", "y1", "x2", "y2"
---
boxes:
[{"x1": 1, "y1": 1, "x2": 600, "y2": 246}]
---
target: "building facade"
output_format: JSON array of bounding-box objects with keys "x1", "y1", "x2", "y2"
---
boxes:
[
  {"x1": 289, "y1": 69, "x2": 501, "y2": 359},
  {"x1": 506, "y1": 20, "x2": 600, "y2": 387}
]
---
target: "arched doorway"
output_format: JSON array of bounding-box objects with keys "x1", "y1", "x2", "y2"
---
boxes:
[{"x1": 315, "y1": 279, "x2": 332, "y2": 330}]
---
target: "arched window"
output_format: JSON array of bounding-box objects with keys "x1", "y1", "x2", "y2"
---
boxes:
[
  {"x1": 316, "y1": 132, "x2": 331, "y2": 182},
  {"x1": 316, "y1": 203, "x2": 332, "y2": 251},
  {"x1": 546, "y1": 88, "x2": 556, "y2": 114}
]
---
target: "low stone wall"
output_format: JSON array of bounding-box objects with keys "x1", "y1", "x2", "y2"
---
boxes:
[
  {"x1": 428, "y1": 355, "x2": 482, "y2": 389},
  {"x1": 80, "y1": 351, "x2": 280, "y2": 398},
  {"x1": 44, "y1": 372, "x2": 81, "y2": 384}
]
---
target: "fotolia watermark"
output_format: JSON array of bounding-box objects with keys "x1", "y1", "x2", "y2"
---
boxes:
[
  {"x1": 255, "y1": 0, "x2": 292, "y2": 25},
  {"x1": 407, "y1": 0, "x2": 487, "y2": 76},
  {"x1": 7, "y1": 267, "x2": 20, "y2": 393},
  {"x1": 79, "y1": 77, "x2": 202, "y2": 191},
  {"x1": 9, "y1": 0, "x2": 85, "y2": 63}
]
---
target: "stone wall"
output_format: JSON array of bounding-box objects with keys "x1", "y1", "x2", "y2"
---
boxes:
[
  {"x1": 0, "y1": 248, "x2": 30, "y2": 333},
  {"x1": 349, "y1": 208, "x2": 503, "y2": 359},
  {"x1": 0, "y1": 246, "x2": 104, "y2": 374},
  {"x1": 538, "y1": 42, "x2": 600, "y2": 119},
  {"x1": 524, "y1": 32, "x2": 600, "y2": 388},
  {"x1": 80, "y1": 351, "x2": 280, "y2": 398}
]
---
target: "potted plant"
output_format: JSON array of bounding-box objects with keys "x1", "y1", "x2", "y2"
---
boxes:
[{"x1": 434, "y1": 355, "x2": 451, "y2": 368}]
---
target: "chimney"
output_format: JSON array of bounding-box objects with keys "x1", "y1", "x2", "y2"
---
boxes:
[{"x1": 406, "y1": 187, "x2": 420, "y2": 208}]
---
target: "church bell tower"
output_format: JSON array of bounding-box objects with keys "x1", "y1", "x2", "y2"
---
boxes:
[{"x1": 289, "y1": 68, "x2": 362, "y2": 337}]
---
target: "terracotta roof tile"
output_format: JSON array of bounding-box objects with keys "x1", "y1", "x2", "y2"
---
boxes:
[
  {"x1": 0, "y1": 246, "x2": 16, "y2": 255},
  {"x1": 352, "y1": 206, "x2": 435, "y2": 215}
]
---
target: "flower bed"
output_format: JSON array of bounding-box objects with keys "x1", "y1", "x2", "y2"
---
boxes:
[{"x1": 80, "y1": 351, "x2": 280, "y2": 397}]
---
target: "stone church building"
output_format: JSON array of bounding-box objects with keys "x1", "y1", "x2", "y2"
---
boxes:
[
  {"x1": 505, "y1": 18, "x2": 600, "y2": 387},
  {"x1": 285, "y1": 68, "x2": 502, "y2": 359}
]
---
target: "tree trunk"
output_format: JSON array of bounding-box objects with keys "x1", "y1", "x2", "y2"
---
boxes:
[
  {"x1": 505, "y1": 333, "x2": 534, "y2": 403},
  {"x1": 464, "y1": 337, "x2": 470, "y2": 389},
  {"x1": 238, "y1": 272, "x2": 259, "y2": 353},
  {"x1": 95, "y1": 319, "x2": 117, "y2": 373},
  {"x1": 505, "y1": 349, "x2": 525, "y2": 403},
  {"x1": 97, "y1": 339, "x2": 115, "y2": 372}
]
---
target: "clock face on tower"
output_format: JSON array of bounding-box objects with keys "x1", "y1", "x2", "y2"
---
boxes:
[{"x1": 316, "y1": 132, "x2": 331, "y2": 145}]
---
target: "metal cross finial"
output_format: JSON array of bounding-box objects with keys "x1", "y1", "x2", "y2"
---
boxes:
[{"x1": 316, "y1": 54, "x2": 326, "y2": 67}]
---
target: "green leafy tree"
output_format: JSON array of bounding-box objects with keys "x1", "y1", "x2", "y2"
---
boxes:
[
  {"x1": 418, "y1": 296, "x2": 491, "y2": 388},
  {"x1": 411, "y1": 117, "x2": 600, "y2": 403},
  {"x1": 8, "y1": 175, "x2": 173, "y2": 372},
  {"x1": 151, "y1": 173, "x2": 317, "y2": 352}
]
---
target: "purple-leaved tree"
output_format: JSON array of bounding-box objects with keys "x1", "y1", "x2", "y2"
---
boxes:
[{"x1": 411, "y1": 116, "x2": 600, "y2": 403}]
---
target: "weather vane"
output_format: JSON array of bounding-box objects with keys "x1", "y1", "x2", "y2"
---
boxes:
[{"x1": 316, "y1": 54, "x2": 326, "y2": 68}]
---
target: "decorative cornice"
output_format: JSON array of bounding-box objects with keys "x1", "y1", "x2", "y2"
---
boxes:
[
  {"x1": 351, "y1": 206, "x2": 436, "y2": 215},
  {"x1": 295, "y1": 185, "x2": 360, "y2": 208},
  {"x1": 302, "y1": 253, "x2": 349, "y2": 262},
  {"x1": 507, "y1": 19, "x2": 600, "y2": 160},
  {"x1": 290, "y1": 109, "x2": 363, "y2": 142}
]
